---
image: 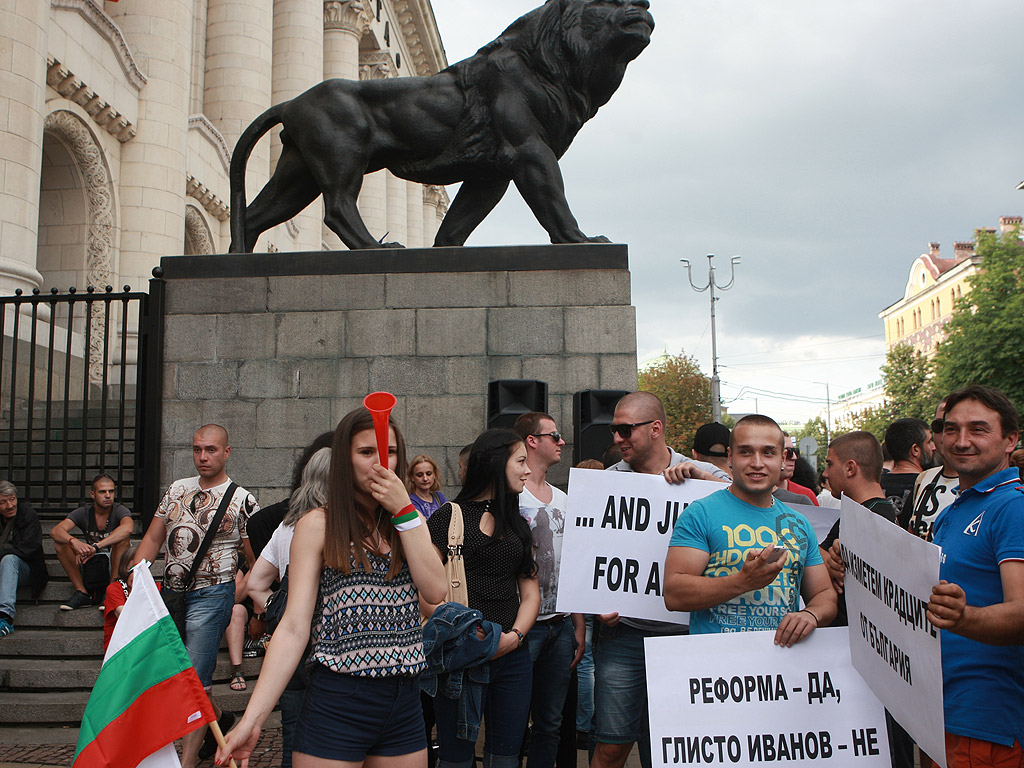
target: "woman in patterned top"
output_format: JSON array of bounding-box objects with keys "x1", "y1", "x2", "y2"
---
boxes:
[
  {"x1": 423, "y1": 429, "x2": 540, "y2": 768},
  {"x1": 218, "y1": 408, "x2": 447, "y2": 768}
]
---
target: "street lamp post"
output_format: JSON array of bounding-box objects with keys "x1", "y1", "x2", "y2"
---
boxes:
[{"x1": 681, "y1": 254, "x2": 740, "y2": 423}]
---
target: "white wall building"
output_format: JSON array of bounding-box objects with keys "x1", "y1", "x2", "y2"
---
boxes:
[{"x1": 0, "y1": 0, "x2": 451, "y2": 299}]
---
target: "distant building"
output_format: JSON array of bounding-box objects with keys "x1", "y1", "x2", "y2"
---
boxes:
[
  {"x1": 832, "y1": 379, "x2": 884, "y2": 424},
  {"x1": 878, "y1": 216, "x2": 1022, "y2": 357}
]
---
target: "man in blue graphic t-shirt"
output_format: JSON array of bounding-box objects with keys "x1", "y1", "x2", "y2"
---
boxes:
[{"x1": 665, "y1": 414, "x2": 836, "y2": 645}]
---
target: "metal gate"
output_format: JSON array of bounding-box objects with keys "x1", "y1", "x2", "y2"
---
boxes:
[{"x1": 0, "y1": 275, "x2": 164, "y2": 518}]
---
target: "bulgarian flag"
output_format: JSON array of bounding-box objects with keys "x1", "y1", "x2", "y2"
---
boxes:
[{"x1": 73, "y1": 563, "x2": 216, "y2": 768}]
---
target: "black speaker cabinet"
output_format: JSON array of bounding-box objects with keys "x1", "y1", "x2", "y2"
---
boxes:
[
  {"x1": 573, "y1": 389, "x2": 629, "y2": 465},
  {"x1": 487, "y1": 380, "x2": 549, "y2": 429}
]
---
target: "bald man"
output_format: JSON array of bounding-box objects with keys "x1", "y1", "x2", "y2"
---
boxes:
[{"x1": 137, "y1": 424, "x2": 259, "y2": 768}]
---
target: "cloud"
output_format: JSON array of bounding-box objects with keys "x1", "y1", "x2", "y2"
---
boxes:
[{"x1": 429, "y1": 0, "x2": 1024, "y2": 419}]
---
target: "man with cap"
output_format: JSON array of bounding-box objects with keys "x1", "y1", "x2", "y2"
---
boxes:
[{"x1": 692, "y1": 422, "x2": 731, "y2": 476}]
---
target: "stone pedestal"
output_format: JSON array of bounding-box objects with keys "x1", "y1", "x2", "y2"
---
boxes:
[{"x1": 158, "y1": 243, "x2": 638, "y2": 502}]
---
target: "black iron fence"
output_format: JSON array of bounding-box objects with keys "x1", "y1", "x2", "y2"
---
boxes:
[{"x1": 0, "y1": 275, "x2": 164, "y2": 518}]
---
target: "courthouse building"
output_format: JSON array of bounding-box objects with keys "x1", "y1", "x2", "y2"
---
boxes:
[
  {"x1": 0, "y1": 0, "x2": 451, "y2": 300},
  {"x1": 878, "y1": 215, "x2": 1021, "y2": 357}
]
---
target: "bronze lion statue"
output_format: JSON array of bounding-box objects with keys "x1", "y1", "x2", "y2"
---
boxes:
[{"x1": 228, "y1": 0, "x2": 654, "y2": 252}]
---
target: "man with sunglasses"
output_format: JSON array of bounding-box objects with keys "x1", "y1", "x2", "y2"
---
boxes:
[
  {"x1": 513, "y1": 412, "x2": 584, "y2": 768},
  {"x1": 592, "y1": 392, "x2": 728, "y2": 768},
  {"x1": 903, "y1": 401, "x2": 958, "y2": 541},
  {"x1": 777, "y1": 436, "x2": 818, "y2": 505}
]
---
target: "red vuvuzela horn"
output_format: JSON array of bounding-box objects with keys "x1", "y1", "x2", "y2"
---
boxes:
[{"x1": 363, "y1": 391, "x2": 397, "y2": 467}]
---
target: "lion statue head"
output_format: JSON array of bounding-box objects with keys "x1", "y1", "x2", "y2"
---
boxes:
[{"x1": 457, "y1": 0, "x2": 655, "y2": 114}]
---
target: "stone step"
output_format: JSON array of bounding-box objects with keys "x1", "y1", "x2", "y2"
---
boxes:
[
  {"x1": 0, "y1": 677, "x2": 264, "y2": 724},
  {"x1": 13, "y1": 603, "x2": 105, "y2": 629},
  {"x1": 0, "y1": 628, "x2": 105, "y2": 658},
  {"x1": 0, "y1": 656, "x2": 264, "y2": 691}
]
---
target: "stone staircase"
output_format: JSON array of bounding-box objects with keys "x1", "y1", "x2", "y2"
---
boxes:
[{"x1": 0, "y1": 512, "x2": 270, "y2": 745}]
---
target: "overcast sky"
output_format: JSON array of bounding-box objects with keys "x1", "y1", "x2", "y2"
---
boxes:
[{"x1": 428, "y1": 0, "x2": 1024, "y2": 424}]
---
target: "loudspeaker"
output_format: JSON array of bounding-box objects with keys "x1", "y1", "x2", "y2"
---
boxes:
[
  {"x1": 487, "y1": 380, "x2": 549, "y2": 429},
  {"x1": 573, "y1": 389, "x2": 629, "y2": 465}
]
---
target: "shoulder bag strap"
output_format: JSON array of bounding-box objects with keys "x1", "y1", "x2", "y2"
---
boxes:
[{"x1": 182, "y1": 482, "x2": 238, "y2": 590}]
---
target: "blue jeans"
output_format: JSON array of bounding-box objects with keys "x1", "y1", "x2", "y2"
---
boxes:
[
  {"x1": 0, "y1": 554, "x2": 30, "y2": 621},
  {"x1": 526, "y1": 617, "x2": 576, "y2": 768},
  {"x1": 576, "y1": 616, "x2": 595, "y2": 733},
  {"x1": 184, "y1": 581, "x2": 235, "y2": 688},
  {"x1": 435, "y1": 644, "x2": 533, "y2": 768},
  {"x1": 593, "y1": 622, "x2": 687, "y2": 768}
]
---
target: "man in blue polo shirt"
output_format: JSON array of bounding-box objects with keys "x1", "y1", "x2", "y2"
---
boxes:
[{"x1": 926, "y1": 384, "x2": 1024, "y2": 768}]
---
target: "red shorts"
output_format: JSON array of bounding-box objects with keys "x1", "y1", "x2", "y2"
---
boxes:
[{"x1": 920, "y1": 734, "x2": 1024, "y2": 768}]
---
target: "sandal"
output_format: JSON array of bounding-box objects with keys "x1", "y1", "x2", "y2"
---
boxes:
[{"x1": 230, "y1": 674, "x2": 247, "y2": 691}]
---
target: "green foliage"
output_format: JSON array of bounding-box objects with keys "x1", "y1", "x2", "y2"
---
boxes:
[
  {"x1": 932, "y1": 227, "x2": 1024, "y2": 415},
  {"x1": 638, "y1": 351, "x2": 713, "y2": 453},
  {"x1": 837, "y1": 344, "x2": 935, "y2": 441}
]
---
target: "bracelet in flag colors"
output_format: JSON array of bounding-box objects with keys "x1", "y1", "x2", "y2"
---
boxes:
[{"x1": 391, "y1": 504, "x2": 422, "y2": 531}]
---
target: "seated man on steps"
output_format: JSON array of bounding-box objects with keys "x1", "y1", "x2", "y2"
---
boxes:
[
  {"x1": 0, "y1": 481, "x2": 48, "y2": 638},
  {"x1": 51, "y1": 474, "x2": 133, "y2": 610}
]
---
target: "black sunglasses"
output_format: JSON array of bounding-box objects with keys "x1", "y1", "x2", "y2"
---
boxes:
[
  {"x1": 931, "y1": 419, "x2": 944, "y2": 435},
  {"x1": 609, "y1": 420, "x2": 654, "y2": 438},
  {"x1": 532, "y1": 431, "x2": 563, "y2": 443},
  {"x1": 784, "y1": 447, "x2": 799, "y2": 460}
]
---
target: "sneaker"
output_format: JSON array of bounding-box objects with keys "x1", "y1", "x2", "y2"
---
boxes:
[
  {"x1": 60, "y1": 591, "x2": 93, "y2": 611},
  {"x1": 198, "y1": 710, "x2": 236, "y2": 760},
  {"x1": 0, "y1": 618, "x2": 13, "y2": 638}
]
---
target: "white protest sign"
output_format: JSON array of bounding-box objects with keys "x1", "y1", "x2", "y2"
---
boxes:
[
  {"x1": 646, "y1": 628, "x2": 891, "y2": 768},
  {"x1": 555, "y1": 468, "x2": 720, "y2": 623},
  {"x1": 839, "y1": 495, "x2": 945, "y2": 768}
]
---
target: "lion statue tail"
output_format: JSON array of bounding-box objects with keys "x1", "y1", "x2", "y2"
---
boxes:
[{"x1": 228, "y1": 103, "x2": 287, "y2": 253}]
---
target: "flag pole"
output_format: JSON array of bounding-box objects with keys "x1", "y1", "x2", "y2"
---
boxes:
[{"x1": 208, "y1": 720, "x2": 239, "y2": 768}]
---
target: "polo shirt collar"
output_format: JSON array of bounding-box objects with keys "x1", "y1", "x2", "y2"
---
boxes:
[{"x1": 956, "y1": 467, "x2": 1021, "y2": 498}]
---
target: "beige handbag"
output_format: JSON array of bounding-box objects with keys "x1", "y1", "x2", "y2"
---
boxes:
[
  {"x1": 444, "y1": 503, "x2": 469, "y2": 606},
  {"x1": 422, "y1": 503, "x2": 469, "y2": 624}
]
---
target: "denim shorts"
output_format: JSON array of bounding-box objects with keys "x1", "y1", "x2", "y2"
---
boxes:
[
  {"x1": 294, "y1": 666, "x2": 426, "y2": 761},
  {"x1": 593, "y1": 622, "x2": 686, "y2": 747},
  {"x1": 184, "y1": 580, "x2": 235, "y2": 689}
]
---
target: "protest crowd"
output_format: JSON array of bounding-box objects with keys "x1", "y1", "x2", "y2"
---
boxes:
[{"x1": 3, "y1": 384, "x2": 1023, "y2": 768}]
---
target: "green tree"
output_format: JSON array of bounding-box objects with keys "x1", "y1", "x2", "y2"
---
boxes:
[
  {"x1": 932, "y1": 227, "x2": 1024, "y2": 414},
  {"x1": 837, "y1": 344, "x2": 935, "y2": 441},
  {"x1": 880, "y1": 344, "x2": 935, "y2": 420},
  {"x1": 638, "y1": 351, "x2": 713, "y2": 453}
]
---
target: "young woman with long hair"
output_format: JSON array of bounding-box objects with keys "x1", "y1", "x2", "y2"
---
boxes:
[
  {"x1": 217, "y1": 408, "x2": 447, "y2": 768},
  {"x1": 423, "y1": 428, "x2": 540, "y2": 768}
]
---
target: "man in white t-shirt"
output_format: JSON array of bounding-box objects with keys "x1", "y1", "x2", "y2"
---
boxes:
[
  {"x1": 514, "y1": 412, "x2": 585, "y2": 768},
  {"x1": 136, "y1": 424, "x2": 259, "y2": 768}
]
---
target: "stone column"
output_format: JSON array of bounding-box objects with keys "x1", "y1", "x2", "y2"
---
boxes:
[
  {"x1": 205, "y1": 0, "x2": 273, "y2": 247},
  {"x1": 423, "y1": 185, "x2": 448, "y2": 248},
  {"x1": 0, "y1": 2, "x2": 48, "y2": 294},
  {"x1": 405, "y1": 181, "x2": 424, "y2": 249},
  {"x1": 322, "y1": 0, "x2": 366, "y2": 250},
  {"x1": 353, "y1": 55, "x2": 390, "y2": 248},
  {"x1": 273, "y1": 0, "x2": 324, "y2": 252},
  {"x1": 108, "y1": 0, "x2": 194, "y2": 289},
  {"x1": 385, "y1": 171, "x2": 408, "y2": 246}
]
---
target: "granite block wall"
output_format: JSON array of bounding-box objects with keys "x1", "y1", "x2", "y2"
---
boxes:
[{"x1": 158, "y1": 243, "x2": 638, "y2": 503}]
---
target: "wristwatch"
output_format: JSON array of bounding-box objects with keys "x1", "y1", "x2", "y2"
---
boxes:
[{"x1": 511, "y1": 627, "x2": 525, "y2": 648}]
